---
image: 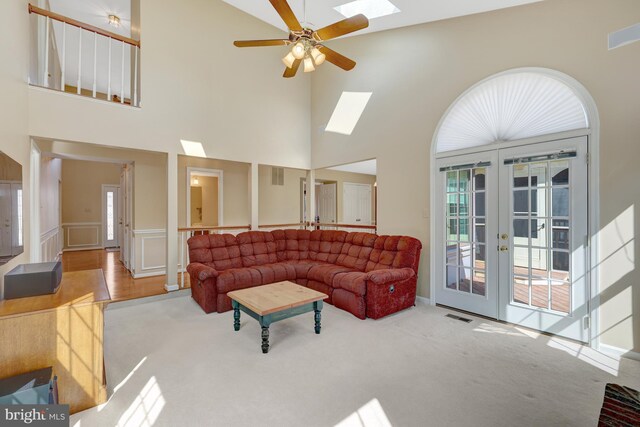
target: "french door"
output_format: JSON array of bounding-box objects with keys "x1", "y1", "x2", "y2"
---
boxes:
[{"x1": 435, "y1": 136, "x2": 589, "y2": 342}]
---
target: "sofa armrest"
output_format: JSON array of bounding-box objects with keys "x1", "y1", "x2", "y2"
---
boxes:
[
  {"x1": 186, "y1": 262, "x2": 219, "y2": 281},
  {"x1": 365, "y1": 268, "x2": 415, "y2": 285}
]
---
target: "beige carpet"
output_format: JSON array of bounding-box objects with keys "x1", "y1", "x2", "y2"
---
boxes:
[{"x1": 70, "y1": 295, "x2": 640, "y2": 427}]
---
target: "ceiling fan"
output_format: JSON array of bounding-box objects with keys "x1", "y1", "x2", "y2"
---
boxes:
[{"x1": 234, "y1": 0, "x2": 369, "y2": 78}]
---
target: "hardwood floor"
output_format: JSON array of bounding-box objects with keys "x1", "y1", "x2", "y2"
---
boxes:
[{"x1": 61, "y1": 250, "x2": 189, "y2": 302}]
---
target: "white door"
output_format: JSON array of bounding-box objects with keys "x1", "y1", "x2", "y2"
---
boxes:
[
  {"x1": 318, "y1": 183, "x2": 337, "y2": 224},
  {"x1": 434, "y1": 152, "x2": 499, "y2": 318},
  {"x1": 435, "y1": 136, "x2": 589, "y2": 341},
  {"x1": 103, "y1": 185, "x2": 119, "y2": 248},
  {"x1": 343, "y1": 183, "x2": 372, "y2": 225},
  {"x1": 123, "y1": 165, "x2": 133, "y2": 269},
  {"x1": 498, "y1": 137, "x2": 588, "y2": 342}
]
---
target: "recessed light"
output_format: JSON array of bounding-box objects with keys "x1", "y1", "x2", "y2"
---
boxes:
[
  {"x1": 334, "y1": 0, "x2": 401, "y2": 20},
  {"x1": 325, "y1": 92, "x2": 373, "y2": 136},
  {"x1": 108, "y1": 14, "x2": 121, "y2": 28}
]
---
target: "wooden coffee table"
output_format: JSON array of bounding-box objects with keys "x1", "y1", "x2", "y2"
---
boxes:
[{"x1": 227, "y1": 281, "x2": 328, "y2": 354}]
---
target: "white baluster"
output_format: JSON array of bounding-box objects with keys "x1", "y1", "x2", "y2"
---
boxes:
[
  {"x1": 107, "y1": 38, "x2": 112, "y2": 101},
  {"x1": 92, "y1": 32, "x2": 97, "y2": 98},
  {"x1": 120, "y1": 41, "x2": 125, "y2": 103},
  {"x1": 77, "y1": 26, "x2": 82, "y2": 95},
  {"x1": 133, "y1": 46, "x2": 138, "y2": 107},
  {"x1": 44, "y1": 16, "x2": 50, "y2": 87},
  {"x1": 60, "y1": 23, "x2": 66, "y2": 90},
  {"x1": 180, "y1": 231, "x2": 185, "y2": 288}
]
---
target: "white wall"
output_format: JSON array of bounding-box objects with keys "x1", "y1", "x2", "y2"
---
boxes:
[
  {"x1": 0, "y1": 0, "x2": 30, "y2": 298},
  {"x1": 39, "y1": 157, "x2": 61, "y2": 261},
  {"x1": 310, "y1": 0, "x2": 640, "y2": 351},
  {"x1": 27, "y1": 0, "x2": 311, "y2": 169}
]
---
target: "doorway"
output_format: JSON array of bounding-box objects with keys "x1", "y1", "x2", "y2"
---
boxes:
[
  {"x1": 434, "y1": 137, "x2": 589, "y2": 341},
  {"x1": 102, "y1": 184, "x2": 120, "y2": 248},
  {"x1": 186, "y1": 168, "x2": 223, "y2": 227},
  {"x1": 343, "y1": 182, "x2": 372, "y2": 225}
]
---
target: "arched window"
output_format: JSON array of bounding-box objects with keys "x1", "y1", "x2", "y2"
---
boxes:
[{"x1": 435, "y1": 71, "x2": 589, "y2": 153}]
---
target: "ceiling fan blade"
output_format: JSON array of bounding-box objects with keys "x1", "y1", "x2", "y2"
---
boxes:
[
  {"x1": 313, "y1": 14, "x2": 369, "y2": 41},
  {"x1": 283, "y1": 59, "x2": 302, "y2": 78},
  {"x1": 234, "y1": 39, "x2": 289, "y2": 48},
  {"x1": 269, "y1": 0, "x2": 303, "y2": 32},
  {"x1": 318, "y1": 46, "x2": 356, "y2": 71}
]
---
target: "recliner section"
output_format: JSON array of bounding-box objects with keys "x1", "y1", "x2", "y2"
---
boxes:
[{"x1": 186, "y1": 229, "x2": 422, "y2": 320}]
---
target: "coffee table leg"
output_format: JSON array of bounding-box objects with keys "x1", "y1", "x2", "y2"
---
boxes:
[
  {"x1": 232, "y1": 300, "x2": 240, "y2": 331},
  {"x1": 261, "y1": 326, "x2": 269, "y2": 354},
  {"x1": 314, "y1": 301, "x2": 322, "y2": 334}
]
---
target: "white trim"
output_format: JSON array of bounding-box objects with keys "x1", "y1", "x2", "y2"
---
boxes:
[
  {"x1": 164, "y1": 284, "x2": 180, "y2": 292},
  {"x1": 132, "y1": 271, "x2": 166, "y2": 279},
  {"x1": 132, "y1": 229, "x2": 166, "y2": 235},
  {"x1": 64, "y1": 223, "x2": 101, "y2": 248},
  {"x1": 429, "y1": 67, "x2": 600, "y2": 348},
  {"x1": 186, "y1": 167, "x2": 223, "y2": 227},
  {"x1": 28, "y1": 85, "x2": 142, "y2": 110},
  {"x1": 141, "y1": 235, "x2": 166, "y2": 271},
  {"x1": 30, "y1": 141, "x2": 42, "y2": 263},
  {"x1": 598, "y1": 344, "x2": 640, "y2": 362},
  {"x1": 416, "y1": 296, "x2": 431, "y2": 306}
]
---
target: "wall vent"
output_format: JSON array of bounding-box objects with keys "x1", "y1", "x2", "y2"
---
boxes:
[
  {"x1": 272, "y1": 167, "x2": 284, "y2": 186},
  {"x1": 445, "y1": 313, "x2": 473, "y2": 323}
]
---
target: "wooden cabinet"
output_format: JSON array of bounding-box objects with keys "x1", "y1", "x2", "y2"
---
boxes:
[{"x1": 0, "y1": 269, "x2": 110, "y2": 414}]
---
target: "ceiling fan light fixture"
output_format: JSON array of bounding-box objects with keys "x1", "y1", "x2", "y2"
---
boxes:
[
  {"x1": 303, "y1": 56, "x2": 316, "y2": 73},
  {"x1": 282, "y1": 51, "x2": 296, "y2": 68},
  {"x1": 292, "y1": 42, "x2": 306, "y2": 59},
  {"x1": 108, "y1": 14, "x2": 121, "y2": 28},
  {"x1": 310, "y1": 48, "x2": 326, "y2": 66}
]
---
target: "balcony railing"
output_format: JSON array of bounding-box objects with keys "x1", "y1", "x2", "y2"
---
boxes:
[{"x1": 28, "y1": 4, "x2": 141, "y2": 107}]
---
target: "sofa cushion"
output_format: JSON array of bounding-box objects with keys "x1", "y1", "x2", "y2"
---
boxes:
[
  {"x1": 251, "y1": 263, "x2": 297, "y2": 284},
  {"x1": 332, "y1": 271, "x2": 367, "y2": 296},
  {"x1": 273, "y1": 229, "x2": 311, "y2": 261},
  {"x1": 335, "y1": 232, "x2": 376, "y2": 271},
  {"x1": 278, "y1": 260, "x2": 327, "y2": 279},
  {"x1": 188, "y1": 234, "x2": 242, "y2": 271},
  {"x1": 216, "y1": 267, "x2": 262, "y2": 293},
  {"x1": 308, "y1": 264, "x2": 356, "y2": 285},
  {"x1": 366, "y1": 235, "x2": 422, "y2": 273},
  {"x1": 309, "y1": 230, "x2": 347, "y2": 263},
  {"x1": 237, "y1": 231, "x2": 277, "y2": 267}
]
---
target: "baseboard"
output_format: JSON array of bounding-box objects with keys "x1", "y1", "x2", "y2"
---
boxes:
[
  {"x1": 63, "y1": 246, "x2": 104, "y2": 252},
  {"x1": 598, "y1": 343, "x2": 640, "y2": 362},
  {"x1": 164, "y1": 284, "x2": 180, "y2": 292},
  {"x1": 132, "y1": 271, "x2": 165, "y2": 279},
  {"x1": 416, "y1": 296, "x2": 431, "y2": 306}
]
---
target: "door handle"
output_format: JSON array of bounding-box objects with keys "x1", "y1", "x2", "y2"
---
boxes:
[
  {"x1": 499, "y1": 245, "x2": 509, "y2": 252},
  {"x1": 500, "y1": 233, "x2": 509, "y2": 240}
]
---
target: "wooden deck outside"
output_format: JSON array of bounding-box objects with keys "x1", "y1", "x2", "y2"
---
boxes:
[{"x1": 61, "y1": 250, "x2": 188, "y2": 302}]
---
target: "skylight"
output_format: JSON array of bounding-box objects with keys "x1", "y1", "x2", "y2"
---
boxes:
[
  {"x1": 325, "y1": 92, "x2": 373, "y2": 136},
  {"x1": 180, "y1": 140, "x2": 206, "y2": 158},
  {"x1": 334, "y1": 0, "x2": 400, "y2": 20}
]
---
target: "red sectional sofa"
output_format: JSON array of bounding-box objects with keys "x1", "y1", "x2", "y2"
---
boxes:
[{"x1": 186, "y1": 230, "x2": 422, "y2": 319}]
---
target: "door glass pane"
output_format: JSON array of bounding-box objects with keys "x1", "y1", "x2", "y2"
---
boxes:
[
  {"x1": 552, "y1": 188, "x2": 569, "y2": 216},
  {"x1": 459, "y1": 268, "x2": 471, "y2": 292},
  {"x1": 551, "y1": 281, "x2": 570, "y2": 313},
  {"x1": 531, "y1": 219, "x2": 547, "y2": 247},
  {"x1": 530, "y1": 163, "x2": 547, "y2": 187},
  {"x1": 513, "y1": 190, "x2": 528, "y2": 214},
  {"x1": 474, "y1": 244, "x2": 486, "y2": 269},
  {"x1": 107, "y1": 191, "x2": 114, "y2": 241},
  {"x1": 513, "y1": 164, "x2": 528, "y2": 187},
  {"x1": 459, "y1": 193, "x2": 469, "y2": 216},
  {"x1": 447, "y1": 172, "x2": 458, "y2": 192},
  {"x1": 446, "y1": 243, "x2": 458, "y2": 265},
  {"x1": 513, "y1": 276, "x2": 530, "y2": 305},
  {"x1": 473, "y1": 221, "x2": 486, "y2": 244},
  {"x1": 472, "y1": 270, "x2": 486, "y2": 296},
  {"x1": 447, "y1": 219, "x2": 457, "y2": 241},
  {"x1": 446, "y1": 265, "x2": 457, "y2": 290},
  {"x1": 551, "y1": 161, "x2": 569, "y2": 185},
  {"x1": 459, "y1": 170, "x2": 471, "y2": 192},
  {"x1": 473, "y1": 169, "x2": 486, "y2": 191},
  {"x1": 447, "y1": 194, "x2": 458, "y2": 216},
  {"x1": 459, "y1": 243, "x2": 472, "y2": 268},
  {"x1": 531, "y1": 280, "x2": 549, "y2": 309},
  {"x1": 459, "y1": 218, "x2": 470, "y2": 242},
  {"x1": 474, "y1": 192, "x2": 485, "y2": 217}
]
